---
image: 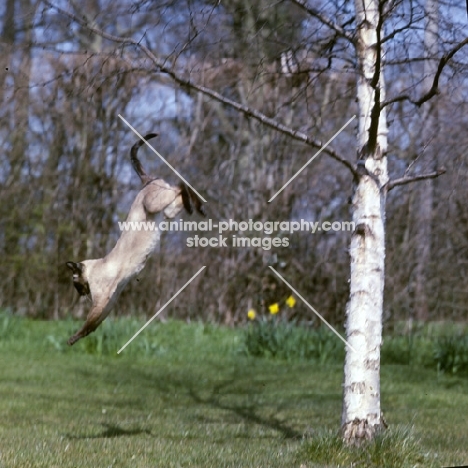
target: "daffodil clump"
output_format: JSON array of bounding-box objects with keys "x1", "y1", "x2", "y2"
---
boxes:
[{"x1": 247, "y1": 295, "x2": 296, "y2": 321}]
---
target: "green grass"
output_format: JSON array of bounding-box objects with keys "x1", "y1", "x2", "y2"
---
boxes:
[
  {"x1": 298, "y1": 426, "x2": 430, "y2": 468},
  {"x1": 0, "y1": 314, "x2": 467, "y2": 467}
]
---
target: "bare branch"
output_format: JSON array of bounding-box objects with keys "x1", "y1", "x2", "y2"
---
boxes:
[
  {"x1": 43, "y1": 1, "x2": 358, "y2": 179},
  {"x1": 290, "y1": 0, "x2": 355, "y2": 44},
  {"x1": 381, "y1": 9, "x2": 424, "y2": 44},
  {"x1": 383, "y1": 37, "x2": 468, "y2": 109},
  {"x1": 386, "y1": 168, "x2": 446, "y2": 191}
]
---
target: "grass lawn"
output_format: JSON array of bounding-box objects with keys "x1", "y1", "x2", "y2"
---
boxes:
[{"x1": 0, "y1": 315, "x2": 467, "y2": 467}]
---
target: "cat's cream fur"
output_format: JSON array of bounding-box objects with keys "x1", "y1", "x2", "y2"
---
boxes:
[{"x1": 66, "y1": 134, "x2": 204, "y2": 345}]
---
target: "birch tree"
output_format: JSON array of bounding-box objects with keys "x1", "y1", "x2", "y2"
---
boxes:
[
  {"x1": 341, "y1": 0, "x2": 468, "y2": 444},
  {"x1": 341, "y1": 0, "x2": 389, "y2": 443}
]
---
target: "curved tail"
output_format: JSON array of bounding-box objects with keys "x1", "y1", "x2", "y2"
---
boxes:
[{"x1": 130, "y1": 133, "x2": 158, "y2": 184}]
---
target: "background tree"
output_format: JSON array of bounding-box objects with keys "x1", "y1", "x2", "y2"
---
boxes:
[{"x1": 407, "y1": 0, "x2": 439, "y2": 322}]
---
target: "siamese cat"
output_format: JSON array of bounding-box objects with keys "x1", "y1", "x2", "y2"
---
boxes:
[{"x1": 66, "y1": 133, "x2": 204, "y2": 345}]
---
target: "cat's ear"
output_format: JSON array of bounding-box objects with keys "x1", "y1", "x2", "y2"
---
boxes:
[{"x1": 66, "y1": 261, "x2": 82, "y2": 275}]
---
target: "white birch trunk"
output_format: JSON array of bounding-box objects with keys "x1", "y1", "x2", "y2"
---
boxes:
[{"x1": 342, "y1": 0, "x2": 389, "y2": 444}]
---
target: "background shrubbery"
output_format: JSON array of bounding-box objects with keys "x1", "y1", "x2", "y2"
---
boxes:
[
  {"x1": 4, "y1": 311, "x2": 466, "y2": 376},
  {"x1": 242, "y1": 314, "x2": 468, "y2": 376}
]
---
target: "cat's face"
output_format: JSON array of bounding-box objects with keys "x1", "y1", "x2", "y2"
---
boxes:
[{"x1": 66, "y1": 261, "x2": 90, "y2": 296}]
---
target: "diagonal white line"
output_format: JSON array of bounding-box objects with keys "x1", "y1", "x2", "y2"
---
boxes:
[
  {"x1": 118, "y1": 114, "x2": 207, "y2": 203},
  {"x1": 268, "y1": 115, "x2": 356, "y2": 203},
  {"x1": 268, "y1": 266, "x2": 358, "y2": 353},
  {"x1": 117, "y1": 266, "x2": 206, "y2": 354}
]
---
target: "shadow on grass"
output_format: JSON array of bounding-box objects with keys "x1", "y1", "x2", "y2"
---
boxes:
[
  {"x1": 187, "y1": 382, "x2": 302, "y2": 440},
  {"x1": 66, "y1": 423, "x2": 152, "y2": 439},
  {"x1": 74, "y1": 359, "x2": 306, "y2": 441},
  {"x1": 128, "y1": 365, "x2": 303, "y2": 440},
  {"x1": 193, "y1": 393, "x2": 301, "y2": 439}
]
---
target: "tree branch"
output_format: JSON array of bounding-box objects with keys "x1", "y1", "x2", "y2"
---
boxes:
[
  {"x1": 291, "y1": 0, "x2": 354, "y2": 44},
  {"x1": 383, "y1": 37, "x2": 468, "y2": 109},
  {"x1": 43, "y1": 1, "x2": 358, "y2": 179},
  {"x1": 290, "y1": 0, "x2": 355, "y2": 44},
  {"x1": 386, "y1": 168, "x2": 446, "y2": 191},
  {"x1": 381, "y1": 9, "x2": 423, "y2": 44}
]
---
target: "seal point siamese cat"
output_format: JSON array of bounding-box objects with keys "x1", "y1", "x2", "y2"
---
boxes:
[{"x1": 66, "y1": 133, "x2": 205, "y2": 345}]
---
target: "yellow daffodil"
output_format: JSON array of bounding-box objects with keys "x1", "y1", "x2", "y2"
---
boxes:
[
  {"x1": 247, "y1": 309, "x2": 256, "y2": 320},
  {"x1": 286, "y1": 295, "x2": 296, "y2": 308},
  {"x1": 269, "y1": 303, "x2": 279, "y2": 315}
]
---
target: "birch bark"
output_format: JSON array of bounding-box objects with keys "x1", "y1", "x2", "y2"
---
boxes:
[{"x1": 342, "y1": 0, "x2": 388, "y2": 444}]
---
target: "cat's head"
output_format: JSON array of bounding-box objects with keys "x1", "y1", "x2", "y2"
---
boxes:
[{"x1": 66, "y1": 261, "x2": 90, "y2": 296}]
